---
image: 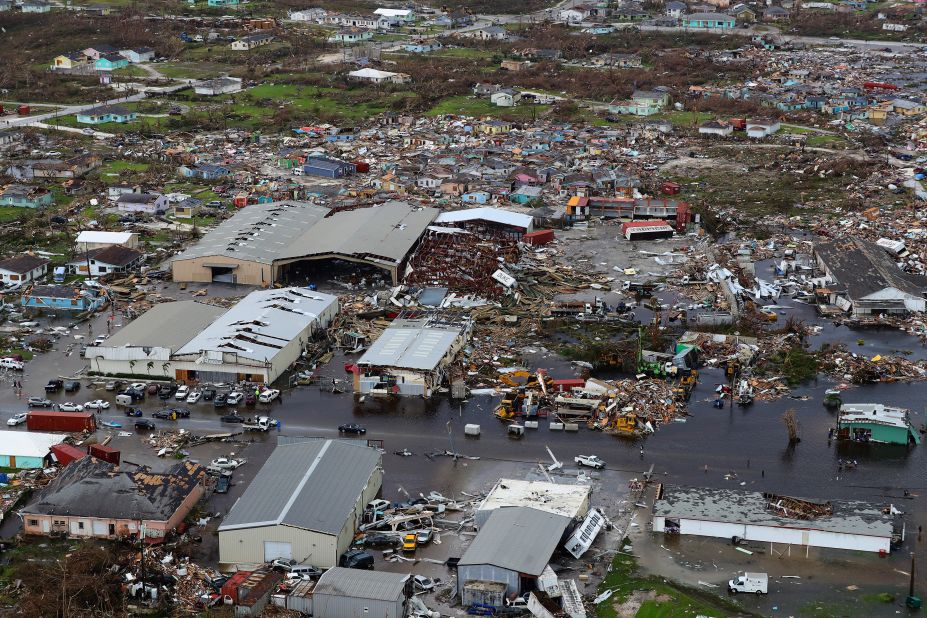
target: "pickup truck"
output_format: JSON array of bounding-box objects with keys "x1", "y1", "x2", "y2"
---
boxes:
[
  {"x1": 45, "y1": 379, "x2": 63, "y2": 393},
  {"x1": 243, "y1": 416, "x2": 277, "y2": 432}
]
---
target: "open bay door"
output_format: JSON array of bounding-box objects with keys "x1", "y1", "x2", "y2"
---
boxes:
[{"x1": 264, "y1": 541, "x2": 292, "y2": 562}]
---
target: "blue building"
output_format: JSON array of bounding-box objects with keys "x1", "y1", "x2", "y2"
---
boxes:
[
  {"x1": 684, "y1": 12, "x2": 736, "y2": 28},
  {"x1": 403, "y1": 40, "x2": 442, "y2": 53},
  {"x1": 21, "y1": 285, "x2": 105, "y2": 313},
  {"x1": 0, "y1": 432, "x2": 63, "y2": 469},
  {"x1": 462, "y1": 191, "x2": 490, "y2": 204},
  {"x1": 95, "y1": 53, "x2": 130, "y2": 71},
  {"x1": 178, "y1": 163, "x2": 231, "y2": 180},
  {"x1": 302, "y1": 157, "x2": 356, "y2": 178},
  {"x1": 76, "y1": 105, "x2": 138, "y2": 125},
  {"x1": 0, "y1": 184, "x2": 54, "y2": 209}
]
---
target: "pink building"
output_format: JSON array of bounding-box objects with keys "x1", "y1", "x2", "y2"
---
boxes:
[{"x1": 21, "y1": 459, "x2": 205, "y2": 543}]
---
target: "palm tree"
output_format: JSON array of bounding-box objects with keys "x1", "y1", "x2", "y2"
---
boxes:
[
  {"x1": 146, "y1": 361, "x2": 154, "y2": 375},
  {"x1": 129, "y1": 360, "x2": 136, "y2": 374},
  {"x1": 162, "y1": 362, "x2": 171, "y2": 376}
]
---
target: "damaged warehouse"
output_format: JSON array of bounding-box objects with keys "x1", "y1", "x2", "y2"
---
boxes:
[
  {"x1": 171, "y1": 201, "x2": 438, "y2": 286},
  {"x1": 351, "y1": 312, "x2": 472, "y2": 397},
  {"x1": 86, "y1": 287, "x2": 338, "y2": 384}
]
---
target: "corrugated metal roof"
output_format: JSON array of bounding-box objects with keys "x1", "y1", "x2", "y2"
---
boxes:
[
  {"x1": 218, "y1": 439, "x2": 381, "y2": 534},
  {"x1": 0, "y1": 430, "x2": 63, "y2": 457},
  {"x1": 174, "y1": 288, "x2": 338, "y2": 363},
  {"x1": 459, "y1": 506, "x2": 570, "y2": 575},
  {"x1": 102, "y1": 301, "x2": 227, "y2": 351},
  {"x1": 435, "y1": 207, "x2": 533, "y2": 231},
  {"x1": 357, "y1": 315, "x2": 468, "y2": 371},
  {"x1": 313, "y1": 567, "x2": 405, "y2": 602}
]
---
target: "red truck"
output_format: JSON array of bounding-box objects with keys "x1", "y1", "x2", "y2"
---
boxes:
[{"x1": 27, "y1": 411, "x2": 96, "y2": 432}]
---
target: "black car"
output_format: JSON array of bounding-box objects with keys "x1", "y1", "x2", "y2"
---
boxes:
[
  {"x1": 134, "y1": 419, "x2": 156, "y2": 431},
  {"x1": 122, "y1": 387, "x2": 145, "y2": 402},
  {"x1": 158, "y1": 385, "x2": 175, "y2": 400},
  {"x1": 172, "y1": 407, "x2": 191, "y2": 418},
  {"x1": 124, "y1": 408, "x2": 143, "y2": 417},
  {"x1": 44, "y1": 379, "x2": 63, "y2": 393},
  {"x1": 213, "y1": 393, "x2": 228, "y2": 408},
  {"x1": 215, "y1": 473, "x2": 231, "y2": 494},
  {"x1": 202, "y1": 388, "x2": 216, "y2": 402},
  {"x1": 338, "y1": 423, "x2": 366, "y2": 435},
  {"x1": 220, "y1": 413, "x2": 244, "y2": 423},
  {"x1": 64, "y1": 380, "x2": 81, "y2": 393},
  {"x1": 362, "y1": 534, "x2": 400, "y2": 549},
  {"x1": 339, "y1": 549, "x2": 374, "y2": 570}
]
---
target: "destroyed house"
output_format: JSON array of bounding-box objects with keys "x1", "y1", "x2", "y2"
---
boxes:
[
  {"x1": 21, "y1": 284, "x2": 104, "y2": 313},
  {"x1": 218, "y1": 438, "x2": 382, "y2": 569},
  {"x1": 814, "y1": 237, "x2": 927, "y2": 316},
  {"x1": 171, "y1": 201, "x2": 437, "y2": 286},
  {"x1": 21, "y1": 458, "x2": 205, "y2": 542},
  {"x1": 458, "y1": 506, "x2": 571, "y2": 603},
  {"x1": 66, "y1": 244, "x2": 143, "y2": 277},
  {"x1": 434, "y1": 207, "x2": 535, "y2": 239},
  {"x1": 566, "y1": 196, "x2": 692, "y2": 230},
  {"x1": 653, "y1": 486, "x2": 895, "y2": 553},
  {"x1": 353, "y1": 313, "x2": 472, "y2": 397},
  {"x1": 0, "y1": 184, "x2": 53, "y2": 209}
]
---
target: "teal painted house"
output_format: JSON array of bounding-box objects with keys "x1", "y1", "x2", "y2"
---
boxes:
[
  {"x1": 685, "y1": 12, "x2": 736, "y2": 28},
  {"x1": 0, "y1": 185, "x2": 53, "y2": 209},
  {"x1": 77, "y1": 105, "x2": 137, "y2": 125},
  {"x1": 837, "y1": 403, "x2": 921, "y2": 446},
  {"x1": 95, "y1": 53, "x2": 129, "y2": 71},
  {"x1": 0, "y1": 432, "x2": 63, "y2": 469},
  {"x1": 208, "y1": 0, "x2": 241, "y2": 6}
]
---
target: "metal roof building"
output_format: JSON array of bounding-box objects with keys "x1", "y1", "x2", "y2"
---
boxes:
[
  {"x1": 84, "y1": 301, "x2": 228, "y2": 380},
  {"x1": 171, "y1": 201, "x2": 438, "y2": 285},
  {"x1": 218, "y1": 438, "x2": 383, "y2": 570},
  {"x1": 458, "y1": 506, "x2": 571, "y2": 602},
  {"x1": 354, "y1": 313, "x2": 472, "y2": 397},
  {"x1": 0, "y1": 431, "x2": 64, "y2": 469},
  {"x1": 653, "y1": 486, "x2": 895, "y2": 553},
  {"x1": 476, "y1": 478, "x2": 590, "y2": 527},
  {"x1": 172, "y1": 287, "x2": 338, "y2": 384},
  {"x1": 312, "y1": 568, "x2": 406, "y2": 618}
]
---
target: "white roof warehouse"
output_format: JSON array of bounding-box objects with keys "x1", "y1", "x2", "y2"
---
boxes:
[{"x1": 86, "y1": 287, "x2": 338, "y2": 384}]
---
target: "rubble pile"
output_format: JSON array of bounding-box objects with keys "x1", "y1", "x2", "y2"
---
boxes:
[{"x1": 817, "y1": 346, "x2": 927, "y2": 384}]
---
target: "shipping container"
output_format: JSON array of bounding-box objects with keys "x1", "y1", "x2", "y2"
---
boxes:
[
  {"x1": 352, "y1": 160, "x2": 370, "y2": 173},
  {"x1": 221, "y1": 571, "x2": 252, "y2": 605},
  {"x1": 27, "y1": 411, "x2": 96, "y2": 432},
  {"x1": 49, "y1": 443, "x2": 87, "y2": 467},
  {"x1": 88, "y1": 443, "x2": 120, "y2": 465},
  {"x1": 523, "y1": 229, "x2": 554, "y2": 246},
  {"x1": 17, "y1": 104, "x2": 29, "y2": 116}
]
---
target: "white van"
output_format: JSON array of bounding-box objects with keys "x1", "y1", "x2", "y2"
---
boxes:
[
  {"x1": 0, "y1": 358, "x2": 24, "y2": 370},
  {"x1": 258, "y1": 389, "x2": 279, "y2": 403},
  {"x1": 115, "y1": 393, "x2": 134, "y2": 407},
  {"x1": 729, "y1": 572, "x2": 768, "y2": 594}
]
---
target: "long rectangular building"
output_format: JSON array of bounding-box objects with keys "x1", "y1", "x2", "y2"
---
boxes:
[
  {"x1": 653, "y1": 486, "x2": 895, "y2": 553},
  {"x1": 171, "y1": 201, "x2": 438, "y2": 285},
  {"x1": 86, "y1": 288, "x2": 338, "y2": 384}
]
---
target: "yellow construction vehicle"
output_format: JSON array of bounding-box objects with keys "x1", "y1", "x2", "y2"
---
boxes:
[
  {"x1": 609, "y1": 413, "x2": 641, "y2": 436},
  {"x1": 494, "y1": 390, "x2": 523, "y2": 420}
]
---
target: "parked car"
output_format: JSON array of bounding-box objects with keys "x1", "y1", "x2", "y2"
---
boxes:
[
  {"x1": 84, "y1": 399, "x2": 110, "y2": 410},
  {"x1": 213, "y1": 393, "x2": 227, "y2": 408},
  {"x1": 104, "y1": 381, "x2": 119, "y2": 391},
  {"x1": 416, "y1": 529, "x2": 433, "y2": 546},
  {"x1": 226, "y1": 391, "x2": 243, "y2": 405},
  {"x1": 134, "y1": 419, "x2": 156, "y2": 431},
  {"x1": 44, "y1": 379, "x2": 63, "y2": 393},
  {"x1": 175, "y1": 385, "x2": 190, "y2": 400},
  {"x1": 215, "y1": 473, "x2": 231, "y2": 494},
  {"x1": 402, "y1": 533, "x2": 417, "y2": 553},
  {"x1": 202, "y1": 388, "x2": 217, "y2": 401},
  {"x1": 258, "y1": 389, "x2": 279, "y2": 403},
  {"x1": 158, "y1": 385, "x2": 175, "y2": 400},
  {"x1": 409, "y1": 574, "x2": 435, "y2": 592},
  {"x1": 28, "y1": 397, "x2": 52, "y2": 408},
  {"x1": 59, "y1": 402, "x2": 84, "y2": 412},
  {"x1": 7, "y1": 412, "x2": 28, "y2": 426},
  {"x1": 574, "y1": 455, "x2": 606, "y2": 469},
  {"x1": 186, "y1": 391, "x2": 202, "y2": 404},
  {"x1": 124, "y1": 408, "x2": 143, "y2": 417},
  {"x1": 363, "y1": 534, "x2": 400, "y2": 549},
  {"x1": 0, "y1": 357, "x2": 24, "y2": 370},
  {"x1": 147, "y1": 384, "x2": 160, "y2": 395},
  {"x1": 339, "y1": 423, "x2": 366, "y2": 435},
  {"x1": 64, "y1": 380, "x2": 81, "y2": 393},
  {"x1": 121, "y1": 387, "x2": 145, "y2": 402},
  {"x1": 272, "y1": 559, "x2": 322, "y2": 578},
  {"x1": 210, "y1": 457, "x2": 243, "y2": 470},
  {"x1": 220, "y1": 413, "x2": 244, "y2": 423},
  {"x1": 244, "y1": 392, "x2": 257, "y2": 406},
  {"x1": 339, "y1": 549, "x2": 374, "y2": 570}
]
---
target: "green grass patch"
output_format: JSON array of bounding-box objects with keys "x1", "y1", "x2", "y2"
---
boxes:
[
  {"x1": 596, "y1": 553, "x2": 738, "y2": 618},
  {"x1": 426, "y1": 95, "x2": 537, "y2": 120},
  {"x1": 158, "y1": 62, "x2": 234, "y2": 79},
  {"x1": 0, "y1": 348, "x2": 33, "y2": 360},
  {"x1": 432, "y1": 46, "x2": 498, "y2": 59},
  {"x1": 113, "y1": 65, "x2": 149, "y2": 78},
  {"x1": 806, "y1": 134, "x2": 851, "y2": 148},
  {"x1": 0, "y1": 207, "x2": 30, "y2": 223}
]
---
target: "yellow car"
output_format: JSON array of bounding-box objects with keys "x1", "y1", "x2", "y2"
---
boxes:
[{"x1": 402, "y1": 533, "x2": 417, "y2": 553}]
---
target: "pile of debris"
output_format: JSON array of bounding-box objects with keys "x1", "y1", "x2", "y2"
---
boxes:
[{"x1": 817, "y1": 346, "x2": 927, "y2": 384}]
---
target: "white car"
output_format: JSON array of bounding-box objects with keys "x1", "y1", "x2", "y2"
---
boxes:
[
  {"x1": 175, "y1": 385, "x2": 190, "y2": 400},
  {"x1": 7, "y1": 412, "x2": 27, "y2": 426},
  {"x1": 226, "y1": 391, "x2": 243, "y2": 405},
  {"x1": 128, "y1": 382, "x2": 146, "y2": 391},
  {"x1": 59, "y1": 402, "x2": 84, "y2": 412},
  {"x1": 0, "y1": 357, "x2": 24, "y2": 370},
  {"x1": 258, "y1": 389, "x2": 279, "y2": 403},
  {"x1": 574, "y1": 455, "x2": 606, "y2": 469},
  {"x1": 84, "y1": 399, "x2": 110, "y2": 410},
  {"x1": 410, "y1": 575, "x2": 435, "y2": 592},
  {"x1": 186, "y1": 391, "x2": 202, "y2": 404},
  {"x1": 210, "y1": 457, "x2": 243, "y2": 470}
]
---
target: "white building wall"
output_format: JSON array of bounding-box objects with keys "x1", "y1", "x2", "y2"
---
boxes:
[
  {"x1": 219, "y1": 524, "x2": 339, "y2": 571},
  {"x1": 807, "y1": 529, "x2": 890, "y2": 553},
  {"x1": 668, "y1": 518, "x2": 891, "y2": 553}
]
